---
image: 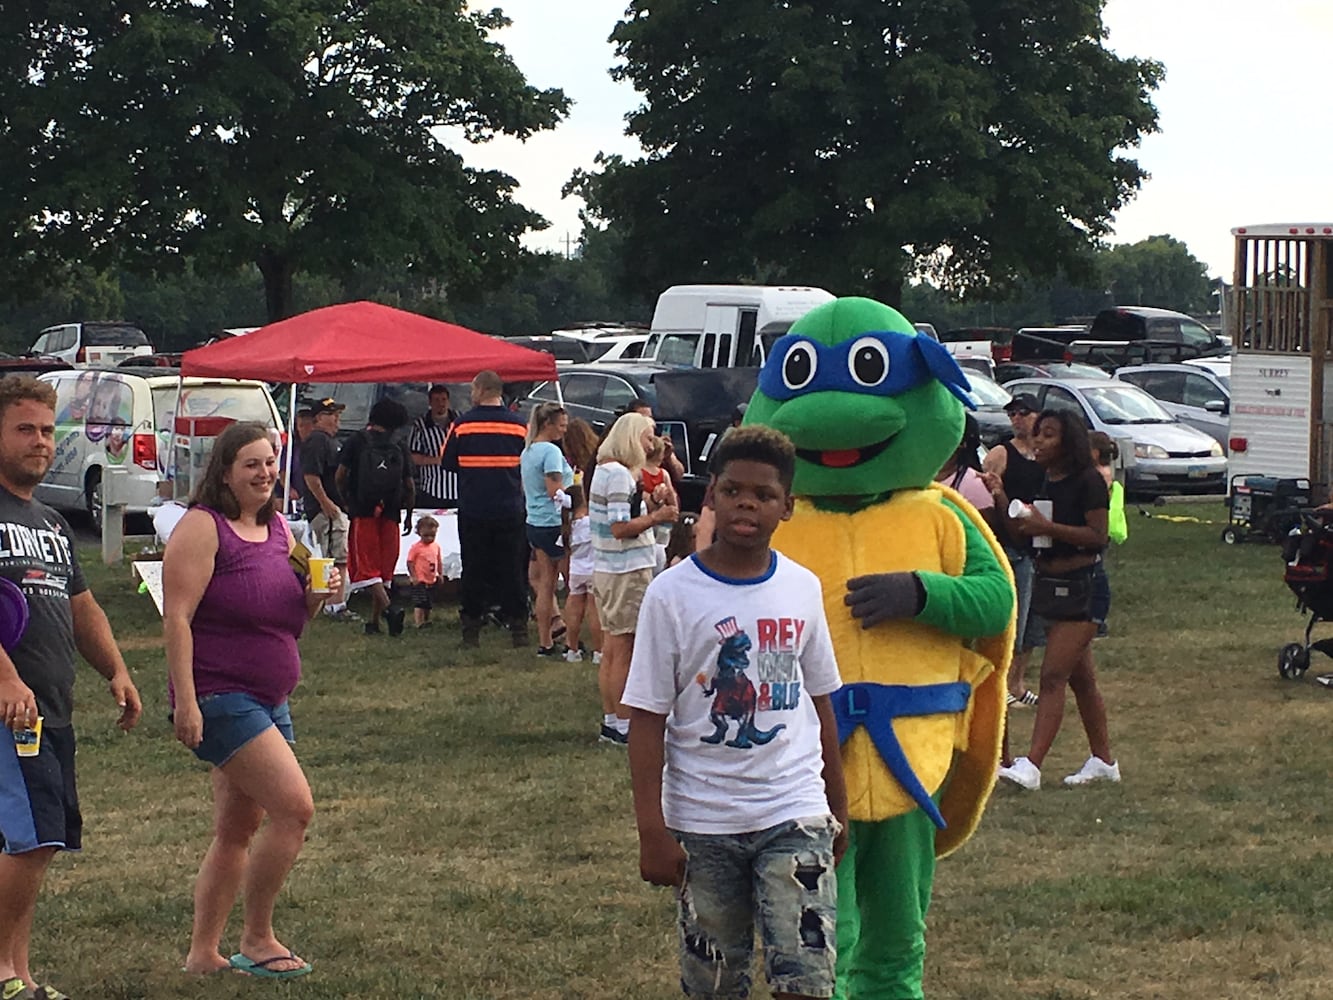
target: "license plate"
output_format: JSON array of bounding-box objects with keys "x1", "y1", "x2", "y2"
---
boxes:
[{"x1": 1188, "y1": 465, "x2": 1207, "y2": 478}]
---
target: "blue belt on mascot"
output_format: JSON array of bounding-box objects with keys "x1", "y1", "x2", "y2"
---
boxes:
[{"x1": 833, "y1": 681, "x2": 972, "y2": 830}]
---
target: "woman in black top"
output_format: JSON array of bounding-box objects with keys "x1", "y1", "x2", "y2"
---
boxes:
[{"x1": 997, "y1": 409, "x2": 1118, "y2": 791}]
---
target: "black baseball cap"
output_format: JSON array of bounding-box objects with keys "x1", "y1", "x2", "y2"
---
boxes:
[
  {"x1": 1003, "y1": 393, "x2": 1040, "y2": 414},
  {"x1": 312, "y1": 397, "x2": 346, "y2": 415}
]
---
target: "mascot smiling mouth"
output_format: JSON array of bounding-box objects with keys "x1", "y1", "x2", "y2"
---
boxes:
[{"x1": 795, "y1": 436, "x2": 894, "y2": 469}]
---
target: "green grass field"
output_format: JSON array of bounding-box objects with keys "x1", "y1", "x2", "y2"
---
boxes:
[{"x1": 29, "y1": 498, "x2": 1333, "y2": 999}]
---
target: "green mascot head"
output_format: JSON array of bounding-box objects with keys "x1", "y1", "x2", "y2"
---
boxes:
[{"x1": 744, "y1": 297, "x2": 973, "y2": 497}]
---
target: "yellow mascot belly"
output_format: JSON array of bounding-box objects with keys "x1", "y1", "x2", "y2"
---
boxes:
[{"x1": 773, "y1": 485, "x2": 1011, "y2": 849}]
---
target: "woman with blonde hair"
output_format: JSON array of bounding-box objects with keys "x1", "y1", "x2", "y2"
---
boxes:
[
  {"x1": 164, "y1": 422, "x2": 336, "y2": 978},
  {"x1": 590, "y1": 412, "x2": 678, "y2": 744}
]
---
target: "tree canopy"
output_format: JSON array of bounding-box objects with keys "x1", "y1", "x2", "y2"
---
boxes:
[
  {"x1": 1102, "y1": 235, "x2": 1215, "y2": 313},
  {"x1": 2, "y1": 1, "x2": 568, "y2": 319},
  {"x1": 575, "y1": 0, "x2": 1163, "y2": 306}
]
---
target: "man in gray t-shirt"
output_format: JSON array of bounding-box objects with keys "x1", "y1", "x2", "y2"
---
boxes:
[{"x1": 0, "y1": 376, "x2": 142, "y2": 1000}]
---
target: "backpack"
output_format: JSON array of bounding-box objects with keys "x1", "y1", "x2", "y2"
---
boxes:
[{"x1": 353, "y1": 432, "x2": 404, "y2": 513}]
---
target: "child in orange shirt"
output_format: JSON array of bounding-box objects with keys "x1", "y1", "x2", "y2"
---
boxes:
[{"x1": 407, "y1": 515, "x2": 444, "y2": 628}]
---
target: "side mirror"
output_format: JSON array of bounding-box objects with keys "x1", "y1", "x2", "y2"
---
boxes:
[{"x1": 1203, "y1": 399, "x2": 1226, "y2": 414}]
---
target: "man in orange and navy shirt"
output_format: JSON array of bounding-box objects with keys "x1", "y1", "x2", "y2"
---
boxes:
[{"x1": 442, "y1": 370, "x2": 529, "y2": 648}]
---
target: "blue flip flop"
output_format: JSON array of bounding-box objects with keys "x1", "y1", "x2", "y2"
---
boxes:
[{"x1": 228, "y1": 951, "x2": 312, "y2": 979}]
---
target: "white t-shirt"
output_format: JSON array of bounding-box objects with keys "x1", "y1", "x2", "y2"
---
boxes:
[
  {"x1": 569, "y1": 515, "x2": 593, "y2": 577},
  {"x1": 623, "y1": 553, "x2": 842, "y2": 835}
]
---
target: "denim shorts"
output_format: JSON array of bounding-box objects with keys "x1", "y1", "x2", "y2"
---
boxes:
[
  {"x1": 526, "y1": 523, "x2": 564, "y2": 559},
  {"x1": 193, "y1": 692, "x2": 295, "y2": 767},
  {"x1": 1005, "y1": 549, "x2": 1036, "y2": 652},
  {"x1": 673, "y1": 815, "x2": 838, "y2": 999}
]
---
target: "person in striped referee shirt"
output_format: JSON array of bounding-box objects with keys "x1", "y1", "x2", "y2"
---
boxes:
[{"x1": 409, "y1": 385, "x2": 458, "y2": 509}]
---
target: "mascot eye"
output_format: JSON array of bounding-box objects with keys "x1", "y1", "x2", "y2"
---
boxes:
[
  {"x1": 782, "y1": 341, "x2": 819, "y2": 391},
  {"x1": 848, "y1": 337, "x2": 890, "y2": 387}
]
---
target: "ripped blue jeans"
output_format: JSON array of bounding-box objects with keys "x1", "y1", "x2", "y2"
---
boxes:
[{"x1": 673, "y1": 815, "x2": 838, "y2": 999}]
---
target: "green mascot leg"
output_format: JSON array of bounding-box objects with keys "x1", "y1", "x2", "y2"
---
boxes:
[{"x1": 833, "y1": 810, "x2": 937, "y2": 1000}]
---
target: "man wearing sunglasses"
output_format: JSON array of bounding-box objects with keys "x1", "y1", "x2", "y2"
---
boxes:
[{"x1": 981, "y1": 393, "x2": 1043, "y2": 707}]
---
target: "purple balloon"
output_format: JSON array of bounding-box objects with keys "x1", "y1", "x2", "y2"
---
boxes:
[{"x1": 0, "y1": 578, "x2": 29, "y2": 651}]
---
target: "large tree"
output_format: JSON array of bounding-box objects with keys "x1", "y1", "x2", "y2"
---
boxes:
[
  {"x1": 5, "y1": 1, "x2": 568, "y2": 320},
  {"x1": 1101, "y1": 235, "x2": 1215, "y2": 313},
  {"x1": 576, "y1": 0, "x2": 1162, "y2": 306}
]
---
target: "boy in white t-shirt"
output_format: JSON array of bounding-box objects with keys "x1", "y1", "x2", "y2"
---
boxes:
[{"x1": 624, "y1": 426, "x2": 848, "y2": 1000}]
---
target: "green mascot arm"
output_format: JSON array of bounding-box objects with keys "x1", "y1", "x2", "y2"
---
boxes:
[{"x1": 915, "y1": 498, "x2": 1013, "y2": 639}]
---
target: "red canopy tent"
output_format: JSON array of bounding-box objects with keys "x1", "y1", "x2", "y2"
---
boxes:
[
  {"x1": 180, "y1": 300, "x2": 557, "y2": 383},
  {"x1": 176, "y1": 300, "x2": 558, "y2": 511}
]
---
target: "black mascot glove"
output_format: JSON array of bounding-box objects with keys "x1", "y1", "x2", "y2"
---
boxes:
[{"x1": 845, "y1": 572, "x2": 925, "y2": 628}]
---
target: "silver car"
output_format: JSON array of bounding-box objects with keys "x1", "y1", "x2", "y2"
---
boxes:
[
  {"x1": 1114, "y1": 363, "x2": 1230, "y2": 449},
  {"x1": 1004, "y1": 378, "x2": 1227, "y2": 495}
]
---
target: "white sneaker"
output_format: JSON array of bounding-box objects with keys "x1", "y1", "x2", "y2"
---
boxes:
[
  {"x1": 592, "y1": 651, "x2": 602, "y2": 665},
  {"x1": 1063, "y1": 756, "x2": 1120, "y2": 786},
  {"x1": 564, "y1": 648, "x2": 584, "y2": 662},
  {"x1": 998, "y1": 756, "x2": 1041, "y2": 791}
]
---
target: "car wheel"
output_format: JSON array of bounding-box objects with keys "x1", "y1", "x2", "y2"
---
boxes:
[
  {"x1": 85, "y1": 469, "x2": 103, "y2": 532},
  {"x1": 1278, "y1": 643, "x2": 1309, "y2": 679}
]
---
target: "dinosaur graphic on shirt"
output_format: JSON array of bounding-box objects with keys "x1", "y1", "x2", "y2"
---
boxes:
[{"x1": 697, "y1": 617, "x2": 785, "y2": 749}]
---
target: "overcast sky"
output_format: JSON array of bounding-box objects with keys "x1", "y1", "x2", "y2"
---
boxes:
[{"x1": 457, "y1": 0, "x2": 1333, "y2": 280}]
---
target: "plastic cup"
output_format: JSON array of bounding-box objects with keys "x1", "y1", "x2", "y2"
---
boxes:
[
  {"x1": 308, "y1": 558, "x2": 335, "y2": 594},
  {"x1": 1008, "y1": 499, "x2": 1032, "y2": 519},
  {"x1": 14, "y1": 715, "x2": 42, "y2": 757},
  {"x1": 1031, "y1": 499, "x2": 1054, "y2": 548}
]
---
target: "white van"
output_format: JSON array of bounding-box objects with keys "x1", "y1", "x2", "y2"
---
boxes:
[
  {"x1": 644, "y1": 285, "x2": 835, "y2": 368},
  {"x1": 31, "y1": 322, "x2": 153, "y2": 366},
  {"x1": 37, "y1": 369, "x2": 283, "y2": 527}
]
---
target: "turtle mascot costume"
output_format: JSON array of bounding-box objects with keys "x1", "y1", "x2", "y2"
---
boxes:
[{"x1": 745, "y1": 297, "x2": 1014, "y2": 1000}]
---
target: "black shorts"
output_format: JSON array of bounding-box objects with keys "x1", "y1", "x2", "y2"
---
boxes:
[
  {"x1": 411, "y1": 582, "x2": 433, "y2": 610},
  {"x1": 0, "y1": 725, "x2": 81, "y2": 854}
]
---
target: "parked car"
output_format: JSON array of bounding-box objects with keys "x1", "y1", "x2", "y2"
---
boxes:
[
  {"x1": 994, "y1": 361, "x2": 1111, "y2": 384},
  {"x1": 1003, "y1": 377, "x2": 1226, "y2": 495},
  {"x1": 963, "y1": 374, "x2": 1013, "y2": 448},
  {"x1": 955, "y1": 354, "x2": 997, "y2": 380},
  {"x1": 1115, "y1": 363, "x2": 1231, "y2": 449},
  {"x1": 117, "y1": 353, "x2": 183, "y2": 368},
  {"x1": 519, "y1": 364, "x2": 758, "y2": 511},
  {"x1": 551, "y1": 324, "x2": 651, "y2": 365},
  {"x1": 30, "y1": 322, "x2": 153, "y2": 367},
  {"x1": 38, "y1": 368, "x2": 283, "y2": 526},
  {"x1": 504, "y1": 335, "x2": 597, "y2": 366},
  {"x1": 583, "y1": 334, "x2": 650, "y2": 364}
]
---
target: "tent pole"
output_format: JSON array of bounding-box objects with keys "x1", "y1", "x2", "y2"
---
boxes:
[
  {"x1": 166, "y1": 372, "x2": 184, "y2": 499},
  {"x1": 282, "y1": 383, "x2": 296, "y2": 516},
  {"x1": 555, "y1": 379, "x2": 564, "y2": 405}
]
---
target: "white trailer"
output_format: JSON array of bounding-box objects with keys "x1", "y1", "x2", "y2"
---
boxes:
[{"x1": 1227, "y1": 223, "x2": 1333, "y2": 493}]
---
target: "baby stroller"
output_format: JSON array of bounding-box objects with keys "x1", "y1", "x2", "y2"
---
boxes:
[{"x1": 1277, "y1": 511, "x2": 1333, "y2": 680}]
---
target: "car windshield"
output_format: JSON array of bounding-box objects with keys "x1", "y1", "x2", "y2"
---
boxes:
[
  {"x1": 1081, "y1": 385, "x2": 1175, "y2": 424},
  {"x1": 1044, "y1": 362, "x2": 1110, "y2": 379},
  {"x1": 85, "y1": 324, "x2": 150, "y2": 346},
  {"x1": 966, "y1": 377, "x2": 1011, "y2": 407},
  {"x1": 1216, "y1": 375, "x2": 1230, "y2": 390},
  {"x1": 152, "y1": 383, "x2": 276, "y2": 432}
]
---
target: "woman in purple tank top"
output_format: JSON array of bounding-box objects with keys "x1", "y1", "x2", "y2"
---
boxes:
[{"x1": 163, "y1": 423, "x2": 338, "y2": 979}]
